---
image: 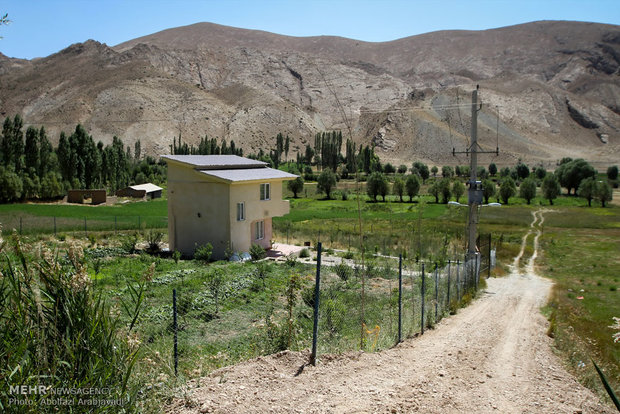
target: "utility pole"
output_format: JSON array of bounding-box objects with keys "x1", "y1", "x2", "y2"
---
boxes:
[{"x1": 453, "y1": 85, "x2": 498, "y2": 260}]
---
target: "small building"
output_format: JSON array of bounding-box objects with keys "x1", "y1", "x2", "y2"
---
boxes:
[
  {"x1": 116, "y1": 183, "x2": 163, "y2": 199},
  {"x1": 162, "y1": 155, "x2": 297, "y2": 259},
  {"x1": 67, "y1": 189, "x2": 107, "y2": 205}
]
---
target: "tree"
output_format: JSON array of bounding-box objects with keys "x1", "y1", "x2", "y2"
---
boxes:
[
  {"x1": 452, "y1": 180, "x2": 465, "y2": 203},
  {"x1": 441, "y1": 166, "x2": 454, "y2": 178},
  {"x1": 482, "y1": 179, "x2": 496, "y2": 204},
  {"x1": 555, "y1": 158, "x2": 596, "y2": 195},
  {"x1": 519, "y1": 177, "x2": 537, "y2": 204},
  {"x1": 499, "y1": 167, "x2": 511, "y2": 178},
  {"x1": 439, "y1": 178, "x2": 452, "y2": 204},
  {"x1": 515, "y1": 162, "x2": 530, "y2": 180},
  {"x1": 542, "y1": 174, "x2": 561, "y2": 205},
  {"x1": 134, "y1": 139, "x2": 141, "y2": 161},
  {"x1": 534, "y1": 166, "x2": 547, "y2": 180},
  {"x1": 317, "y1": 169, "x2": 337, "y2": 199},
  {"x1": 383, "y1": 163, "x2": 396, "y2": 174},
  {"x1": 397, "y1": 164, "x2": 408, "y2": 174},
  {"x1": 411, "y1": 162, "x2": 430, "y2": 182},
  {"x1": 206, "y1": 269, "x2": 226, "y2": 316},
  {"x1": 499, "y1": 177, "x2": 517, "y2": 204},
  {"x1": 431, "y1": 166, "x2": 438, "y2": 177},
  {"x1": 607, "y1": 165, "x2": 619, "y2": 181},
  {"x1": 428, "y1": 180, "x2": 440, "y2": 203},
  {"x1": 0, "y1": 166, "x2": 22, "y2": 202},
  {"x1": 488, "y1": 163, "x2": 497, "y2": 176},
  {"x1": 24, "y1": 127, "x2": 39, "y2": 173},
  {"x1": 287, "y1": 176, "x2": 304, "y2": 198},
  {"x1": 367, "y1": 172, "x2": 388, "y2": 201},
  {"x1": 596, "y1": 181, "x2": 613, "y2": 207},
  {"x1": 284, "y1": 135, "x2": 290, "y2": 162},
  {"x1": 578, "y1": 177, "x2": 597, "y2": 207},
  {"x1": 405, "y1": 174, "x2": 420, "y2": 202},
  {"x1": 38, "y1": 126, "x2": 53, "y2": 177},
  {"x1": 392, "y1": 177, "x2": 405, "y2": 202}
]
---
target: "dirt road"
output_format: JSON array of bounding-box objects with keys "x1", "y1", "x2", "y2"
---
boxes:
[{"x1": 169, "y1": 210, "x2": 614, "y2": 414}]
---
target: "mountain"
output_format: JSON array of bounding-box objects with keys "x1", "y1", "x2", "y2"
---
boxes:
[{"x1": 0, "y1": 21, "x2": 618, "y2": 168}]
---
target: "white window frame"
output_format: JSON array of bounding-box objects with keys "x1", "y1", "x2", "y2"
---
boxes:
[
  {"x1": 255, "y1": 220, "x2": 264, "y2": 240},
  {"x1": 237, "y1": 202, "x2": 245, "y2": 221},
  {"x1": 260, "y1": 183, "x2": 270, "y2": 201}
]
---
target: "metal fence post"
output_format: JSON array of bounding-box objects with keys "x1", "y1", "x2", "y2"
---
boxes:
[
  {"x1": 138, "y1": 215, "x2": 141, "y2": 230},
  {"x1": 19, "y1": 217, "x2": 22, "y2": 235},
  {"x1": 173, "y1": 289, "x2": 178, "y2": 376},
  {"x1": 53, "y1": 216, "x2": 57, "y2": 236},
  {"x1": 84, "y1": 217, "x2": 87, "y2": 237},
  {"x1": 114, "y1": 216, "x2": 117, "y2": 233},
  {"x1": 398, "y1": 254, "x2": 402, "y2": 344},
  {"x1": 421, "y1": 263, "x2": 425, "y2": 335},
  {"x1": 488, "y1": 233, "x2": 492, "y2": 278},
  {"x1": 456, "y1": 260, "x2": 461, "y2": 302},
  {"x1": 310, "y1": 242, "x2": 322, "y2": 366},
  {"x1": 434, "y1": 263, "x2": 439, "y2": 323},
  {"x1": 446, "y1": 260, "x2": 451, "y2": 310}
]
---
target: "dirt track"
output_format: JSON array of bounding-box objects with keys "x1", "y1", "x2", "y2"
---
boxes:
[{"x1": 168, "y1": 210, "x2": 614, "y2": 414}]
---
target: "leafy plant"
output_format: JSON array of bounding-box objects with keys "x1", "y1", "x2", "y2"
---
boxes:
[
  {"x1": 145, "y1": 229, "x2": 164, "y2": 254},
  {"x1": 121, "y1": 231, "x2": 139, "y2": 254},
  {"x1": 194, "y1": 242, "x2": 213, "y2": 262},
  {"x1": 299, "y1": 248, "x2": 310, "y2": 258},
  {"x1": 249, "y1": 243, "x2": 266, "y2": 261},
  {"x1": 172, "y1": 250, "x2": 181, "y2": 264}
]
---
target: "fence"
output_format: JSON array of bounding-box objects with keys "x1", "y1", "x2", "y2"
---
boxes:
[
  {"x1": 308, "y1": 243, "x2": 483, "y2": 361},
  {"x1": 0, "y1": 215, "x2": 168, "y2": 236}
]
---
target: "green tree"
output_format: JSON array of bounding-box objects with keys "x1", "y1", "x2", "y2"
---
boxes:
[
  {"x1": 439, "y1": 178, "x2": 452, "y2": 204},
  {"x1": 519, "y1": 177, "x2": 537, "y2": 204},
  {"x1": 428, "y1": 180, "x2": 440, "y2": 203},
  {"x1": 488, "y1": 163, "x2": 497, "y2": 176},
  {"x1": 317, "y1": 169, "x2": 337, "y2": 199},
  {"x1": 287, "y1": 176, "x2": 304, "y2": 198},
  {"x1": 206, "y1": 269, "x2": 226, "y2": 315},
  {"x1": 482, "y1": 179, "x2": 496, "y2": 204},
  {"x1": 441, "y1": 165, "x2": 454, "y2": 178},
  {"x1": 499, "y1": 177, "x2": 517, "y2": 204},
  {"x1": 542, "y1": 174, "x2": 561, "y2": 205},
  {"x1": 367, "y1": 172, "x2": 388, "y2": 201},
  {"x1": 411, "y1": 161, "x2": 430, "y2": 182},
  {"x1": 515, "y1": 162, "x2": 530, "y2": 180},
  {"x1": 607, "y1": 165, "x2": 619, "y2": 181},
  {"x1": 40, "y1": 172, "x2": 64, "y2": 199},
  {"x1": 578, "y1": 177, "x2": 597, "y2": 207},
  {"x1": 405, "y1": 174, "x2": 420, "y2": 202},
  {"x1": 431, "y1": 166, "x2": 438, "y2": 177},
  {"x1": 397, "y1": 164, "x2": 408, "y2": 174},
  {"x1": 392, "y1": 177, "x2": 405, "y2": 202},
  {"x1": 555, "y1": 158, "x2": 596, "y2": 195},
  {"x1": 452, "y1": 180, "x2": 465, "y2": 203},
  {"x1": 24, "y1": 127, "x2": 39, "y2": 173},
  {"x1": 38, "y1": 126, "x2": 53, "y2": 177},
  {"x1": 596, "y1": 181, "x2": 613, "y2": 207},
  {"x1": 0, "y1": 166, "x2": 22, "y2": 202}
]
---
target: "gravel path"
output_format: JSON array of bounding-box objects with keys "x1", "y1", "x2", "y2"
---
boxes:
[{"x1": 168, "y1": 210, "x2": 614, "y2": 414}]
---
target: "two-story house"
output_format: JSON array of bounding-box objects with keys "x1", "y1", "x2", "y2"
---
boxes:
[{"x1": 162, "y1": 155, "x2": 297, "y2": 259}]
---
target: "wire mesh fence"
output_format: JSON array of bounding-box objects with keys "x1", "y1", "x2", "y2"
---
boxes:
[
  {"x1": 309, "y1": 243, "x2": 484, "y2": 362},
  {"x1": 0, "y1": 215, "x2": 168, "y2": 236}
]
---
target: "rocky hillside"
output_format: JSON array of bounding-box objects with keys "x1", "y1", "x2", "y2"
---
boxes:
[{"x1": 0, "y1": 20, "x2": 618, "y2": 167}]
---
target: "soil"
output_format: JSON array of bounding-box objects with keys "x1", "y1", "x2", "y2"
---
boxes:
[{"x1": 167, "y1": 210, "x2": 614, "y2": 414}]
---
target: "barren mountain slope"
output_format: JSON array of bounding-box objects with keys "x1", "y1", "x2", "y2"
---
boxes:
[{"x1": 0, "y1": 21, "x2": 618, "y2": 166}]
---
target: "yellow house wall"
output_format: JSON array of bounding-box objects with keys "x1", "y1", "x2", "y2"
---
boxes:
[{"x1": 167, "y1": 162, "x2": 291, "y2": 259}]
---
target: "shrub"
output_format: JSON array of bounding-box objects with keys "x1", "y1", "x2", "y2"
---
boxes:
[
  {"x1": 121, "y1": 231, "x2": 139, "y2": 254},
  {"x1": 250, "y1": 243, "x2": 266, "y2": 261},
  {"x1": 299, "y1": 248, "x2": 310, "y2": 258},
  {"x1": 145, "y1": 229, "x2": 164, "y2": 254},
  {"x1": 194, "y1": 242, "x2": 213, "y2": 262},
  {"x1": 334, "y1": 262, "x2": 352, "y2": 281},
  {"x1": 0, "y1": 233, "x2": 141, "y2": 410},
  {"x1": 172, "y1": 250, "x2": 181, "y2": 264}
]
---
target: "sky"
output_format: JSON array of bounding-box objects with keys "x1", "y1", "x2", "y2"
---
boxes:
[{"x1": 1, "y1": 0, "x2": 619, "y2": 60}]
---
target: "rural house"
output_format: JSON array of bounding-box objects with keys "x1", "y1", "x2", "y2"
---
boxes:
[
  {"x1": 116, "y1": 183, "x2": 163, "y2": 199},
  {"x1": 162, "y1": 155, "x2": 297, "y2": 259}
]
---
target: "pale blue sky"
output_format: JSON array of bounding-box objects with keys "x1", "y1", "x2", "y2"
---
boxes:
[{"x1": 1, "y1": 0, "x2": 619, "y2": 59}]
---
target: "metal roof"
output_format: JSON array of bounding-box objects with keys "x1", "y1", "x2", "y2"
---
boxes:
[
  {"x1": 199, "y1": 168, "x2": 297, "y2": 183},
  {"x1": 129, "y1": 183, "x2": 163, "y2": 193},
  {"x1": 162, "y1": 155, "x2": 267, "y2": 170}
]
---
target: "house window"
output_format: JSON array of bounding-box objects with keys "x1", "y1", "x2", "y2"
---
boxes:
[
  {"x1": 255, "y1": 220, "x2": 264, "y2": 240},
  {"x1": 260, "y1": 183, "x2": 270, "y2": 200},
  {"x1": 237, "y1": 202, "x2": 245, "y2": 221}
]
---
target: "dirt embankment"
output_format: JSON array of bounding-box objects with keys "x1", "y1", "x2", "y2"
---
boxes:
[{"x1": 167, "y1": 210, "x2": 614, "y2": 414}]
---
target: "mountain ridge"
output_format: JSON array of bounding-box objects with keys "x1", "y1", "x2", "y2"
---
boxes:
[{"x1": 1, "y1": 20, "x2": 618, "y2": 168}]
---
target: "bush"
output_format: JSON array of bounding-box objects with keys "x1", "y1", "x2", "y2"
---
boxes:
[
  {"x1": 299, "y1": 248, "x2": 310, "y2": 258},
  {"x1": 334, "y1": 262, "x2": 352, "y2": 281},
  {"x1": 194, "y1": 242, "x2": 213, "y2": 262},
  {"x1": 121, "y1": 231, "x2": 139, "y2": 254},
  {"x1": 145, "y1": 229, "x2": 164, "y2": 254},
  {"x1": 249, "y1": 243, "x2": 266, "y2": 261},
  {"x1": 0, "y1": 233, "x2": 141, "y2": 410}
]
